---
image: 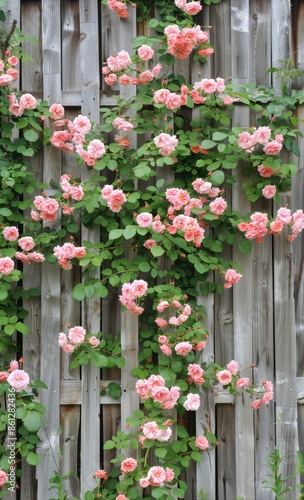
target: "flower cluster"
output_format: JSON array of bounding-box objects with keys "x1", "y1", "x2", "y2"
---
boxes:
[
  {"x1": 174, "y1": 0, "x2": 202, "y2": 16},
  {"x1": 102, "y1": 48, "x2": 162, "y2": 87},
  {"x1": 140, "y1": 419, "x2": 172, "y2": 443},
  {"x1": 238, "y1": 208, "x2": 304, "y2": 243},
  {"x1": 237, "y1": 126, "x2": 283, "y2": 155},
  {"x1": 101, "y1": 184, "x2": 127, "y2": 213},
  {"x1": 139, "y1": 465, "x2": 175, "y2": 488},
  {"x1": 136, "y1": 374, "x2": 180, "y2": 410},
  {"x1": 107, "y1": 0, "x2": 129, "y2": 19},
  {"x1": 1, "y1": 226, "x2": 45, "y2": 266},
  {"x1": 0, "y1": 51, "x2": 19, "y2": 87},
  {"x1": 251, "y1": 380, "x2": 274, "y2": 409},
  {"x1": 53, "y1": 242, "x2": 86, "y2": 270},
  {"x1": 164, "y1": 24, "x2": 211, "y2": 60},
  {"x1": 58, "y1": 326, "x2": 100, "y2": 353},
  {"x1": 119, "y1": 279, "x2": 148, "y2": 315},
  {"x1": 49, "y1": 107, "x2": 105, "y2": 167},
  {"x1": 135, "y1": 181, "x2": 228, "y2": 250},
  {"x1": 153, "y1": 132, "x2": 179, "y2": 156}
]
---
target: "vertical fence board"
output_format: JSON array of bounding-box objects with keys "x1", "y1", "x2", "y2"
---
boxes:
[
  {"x1": 36, "y1": 1, "x2": 62, "y2": 498},
  {"x1": 230, "y1": 2, "x2": 256, "y2": 499},
  {"x1": 78, "y1": 1, "x2": 101, "y2": 495}
]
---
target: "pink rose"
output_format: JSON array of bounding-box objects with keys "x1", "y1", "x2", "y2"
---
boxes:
[
  {"x1": 175, "y1": 341, "x2": 192, "y2": 356},
  {"x1": 183, "y1": 393, "x2": 201, "y2": 411},
  {"x1": 184, "y1": 1, "x2": 202, "y2": 15},
  {"x1": 7, "y1": 369, "x2": 30, "y2": 391},
  {"x1": 195, "y1": 436, "x2": 209, "y2": 450},
  {"x1": 263, "y1": 140, "x2": 282, "y2": 155},
  {"x1": 262, "y1": 185, "x2": 276, "y2": 199},
  {"x1": 18, "y1": 236, "x2": 35, "y2": 251},
  {"x1": 226, "y1": 360, "x2": 239, "y2": 375},
  {"x1": 2, "y1": 226, "x2": 19, "y2": 241},
  {"x1": 0, "y1": 469, "x2": 8, "y2": 487},
  {"x1": 138, "y1": 45, "x2": 154, "y2": 61},
  {"x1": 148, "y1": 466, "x2": 167, "y2": 487},
  {"x1": 209, "y1": 197, "x2": 227, "y2": 216},
  {"x1": 19, "y1": 93, "x2": 37, "y2": 109},
  {"x1": 87, "y1": 139, "x2": 105, "y2": 159},
  {"x1": 236, "y1": 377, "x2": 250, "y2": 388},
  {"x1": 68, "y1": 326, "x2": 86, "y2": 345},
  {"x1": 0, "y1": 256, "x2": 14, "y2": 275},
  {"x1": 49, "y1": 103, "x2": 65, "y2": 119},
  {"x1": 216, "y1": 369, "x2": 232, "y2": 385},
  {"x1": 121, "y1": 457, "x2": 137, "y2": 474},
  {"x1": 136, "y1": 212, "x2": 153, "y2": 228}
]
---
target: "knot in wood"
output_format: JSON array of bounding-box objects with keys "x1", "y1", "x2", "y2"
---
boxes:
[{"x1": 219, "y1": 311, "x2": 233, "y2": 324}]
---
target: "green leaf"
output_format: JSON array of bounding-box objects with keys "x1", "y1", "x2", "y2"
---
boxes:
[
  {"x1": 138, "y1": 261, "x2": 150, "y2": 272},
  {"x1": 238, "y1": 238, "x2": 252, "y2": 254},
  {"x1": 152, "y1": 487, "x2": 169, "y2": 499},
  {"x1": 90, "y1": 352, "x2": 109, "y2": 368},
  {"x1": 150, "y1": 245, "x2": 165, "y2": 257},
  {"x1": 201, "y1": 139, "x2": 217, "y2": 149},
  {"x1": 72, "y1": 283, "x2": 86, "y2": 302},
  {"x1": 24, "y1": 411, "x2": 42, "y2": 432},
  {"x1": 155, "y1": 447, "x2": 167, "y2": 458},
  {"x1": 103, "y1": 440, "x2": 116, "y2": 450},
  {"x1": 212, "y1": 131, "x2": 228, "y2": 141},
  {"x1": 0, "y1": 208, "x2": 12, "y2": 216},
  {"x1": 108, "y1": 229, "x2": 124, "y2": 240},
  {"x1": 124, "y1": 225, "x2": 137, "y2": 240},
  {"x1": 26, "y1": 452, "x2": 39, "y2": 466},
  {"x1": 15, "y1": 322, "x2": 28, "y2": 334},
  {"x1": 24, "y1": 129, "x2": 39, "y2": 142},
  {"x1": 191, "y1": 451, "x2": 203, "y2": 462},
  {"x1": 194, "y1": 262, "x2": 210, "y2": 274},
  {"x1": 94, "y1": 283, "x2": 108, "y2": 298},
  {"x1": 159, "y1": 53, "x2": 176, "y2": 65},
  {"x1": 209, "y1": 170, "x2": 225, "y2": 186}
]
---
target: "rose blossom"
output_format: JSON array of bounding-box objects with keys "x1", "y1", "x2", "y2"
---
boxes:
[
  {"x1": 7, "y1": 369, "x2": 30, "y2": 391},
  {"x1": 2, "y1": 226, "x2": 19, "y2": 241},
  {"x1": 121, "y1": 457, "x2": 137, "y2": 474},
  {"x1": 262, "y1": 185, "x2": 276, "y2": 199},
  {"x1": 49, "y1": 103, "x2": 65, "y2": 119},
  {"x1": 138, "y1": 45, "x2": 154, "y2": 61},
  {"x1": 136, "y1": 212, "x2": 152, "y2": 228},
  {"x1": 18, "y1": 236, "x2": 35, "y2": 251},
  {"x1": 209, "y1": 197, "x2": 227, "y2": 216},
  {"x1": 195, "y1": 436, "x2": 209, "y2": 450},
  {"x1": 19, "y1": 93, "x2": 37, "y2": 109},
  {"x1": 0, "y1": 257, "x2": 14, "y2": 275},
  {"x1": 226, "y1": 360, "x2": 239, "y2": 375},
  {"x1": 148, "y1": 466, "x2": 167, "y2": 487},
  {"x1": 68, "y1": 326, "x2": 86, "y2": 345},
  {"x1": 0, "y1": 469, "x2": 8, "y2": 487},
  {"x1": 236, "y1": 377, "x2": 250, "y2": 388},
  {"x1": 216, "y1": 369, "x2": 232, "y2": 385},
  {"x1": 184, "y1": 1, "x2": 202, "y2": 15},
  {"x1": 183, "y1": 393, "x2": 201, "y2": 411},
  {"x1": 175, "y1": 341, "x2": 192, "y2": 356}
]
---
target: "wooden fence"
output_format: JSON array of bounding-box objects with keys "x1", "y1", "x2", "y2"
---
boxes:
[{"x1": 2, "y1": 0, "x2": 304, "y2": 498}]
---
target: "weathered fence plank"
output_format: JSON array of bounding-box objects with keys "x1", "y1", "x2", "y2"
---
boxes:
[
  {"x1": 36, "y1": 2, "x2": 62, "y2": 498},
  {"x1": 78, "y1": 0, "x2": 102, "y2": 495}
]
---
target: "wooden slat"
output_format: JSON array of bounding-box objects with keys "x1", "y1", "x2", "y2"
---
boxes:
[
  {"x1": 62, "y1": 0, "x2": 81, "y2": 91},
  {"x1": 231, "y1": 3, "x2": 255, "y2": 493},
  {"x1": 20, "y1": 0, "x2": 43, "y2": 492},
  {"x1": 36, "y1": 2, "x2": 62, "y2": 498},
  {"x1": 60, "y1": 108, "x2": 82, "y2": 497},
  {"x1": 78, "y1": 0, "x2": 101, "y2": 495},
  {"x1": 271, "y1": 0, "x2": 292, "y2": 94}
]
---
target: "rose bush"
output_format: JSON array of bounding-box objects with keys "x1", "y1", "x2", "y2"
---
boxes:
[{"x1": 0, "y1": 0, "x2": 304, "y2": 499}]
